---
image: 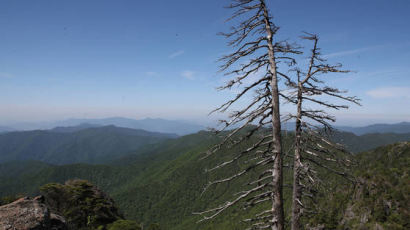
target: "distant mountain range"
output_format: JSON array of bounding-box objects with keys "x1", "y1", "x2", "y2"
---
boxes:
[
  {"x1": 50, "y1": 123, "x2": 101, "y2": 133},
  {"x1": 2, "y1": 118, "x2": 409, "y2": 136},
  {"x1": 335, "y1": 122, "x2": 410, "y2": 135},
  {"x1": 2, "y1": 117, "x2": 205, "y2": 136},
  {"x1": 0, "y1": 125, "x2": 176, "y2": 164},
  {"x1": 0, "y1": 126, "x2": 14, "y2": 133},
  {"x1": 280, "y1": 121, "x2": 410, "y2": 135},
  {"x1": 54, "y1": 117, "x2": 205, "y2": 136}
]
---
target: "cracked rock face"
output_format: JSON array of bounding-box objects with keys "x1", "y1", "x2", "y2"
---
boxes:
[{"x1": 0, "y1": 196, "x2": 67, "y2": 230}]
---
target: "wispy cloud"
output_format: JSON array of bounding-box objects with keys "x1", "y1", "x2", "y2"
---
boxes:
[
  {"x1": 357, "y1": 69, "x2": 410, "y2": 80},
  {"x1": 169, "y1": 50, "x2": 185, "y2": 59},
  {"x1": 324, "y1": 41, "x2": 410, "y2": 59},
  {"x1": 366, "y1": 87, "x2": 410, "y2": 99},
  {"x1": 145, "y1": 71, "x2": 158, "y2": 77},
  {"x1": 324, "y1": 46, "x2": 377, "y2": 59},
  {"x1": 181, "y1": 70, "x2": 195, "y2": 80}
]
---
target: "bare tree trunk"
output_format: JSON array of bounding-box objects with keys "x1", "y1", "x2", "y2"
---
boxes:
[
  {"x1": 195, "y1": 1, "x2": 301, "y2": 228},
  {"x1": 262, "y1": 1, "x2": 284, "y2": 229},
  {"x1": 286, "y1": 33, "x2": 360, "y2": 229},
  {"x1": 291, "y1": 82, "x2": 303, "y2": 230}
]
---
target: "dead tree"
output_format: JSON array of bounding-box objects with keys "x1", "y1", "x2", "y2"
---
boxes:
[
  {"x1": 194, "y1": 1, "x2": 299, "y2": 230},
  {"x1": 284, "y1": 33, "x2": 361, "y2": 230}
]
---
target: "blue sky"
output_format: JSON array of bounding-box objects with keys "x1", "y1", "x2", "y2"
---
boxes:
[{"x1": 0, "y1": 0, "x2": 409, "y2": 126}]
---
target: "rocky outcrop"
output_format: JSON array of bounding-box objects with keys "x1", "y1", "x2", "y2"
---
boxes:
[
  {"x1": 0, "y1": 180, "x2": 128, "y2": 230},
  {"x1": 40, "y1": 179, "x2": 123, "y2": 230},
  {"x1": 0, "y1": 196, "x2": 67, "y2": 230}
]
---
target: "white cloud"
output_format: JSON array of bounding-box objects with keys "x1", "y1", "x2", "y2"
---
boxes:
[
  {"x1": 366, "y1": 87, "x2": 410, "y2": 99},
  {"x1": 181, "y1": 70, "x2": 195, "y2": 80},
  {"x1": 324, "y1": 46, "x2": 376, "y2": 59},
  {"x1": 169, "y1": 50, "x2": 185, "y2": 59}
]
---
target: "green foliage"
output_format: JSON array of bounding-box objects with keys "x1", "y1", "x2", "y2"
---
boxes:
[
  {"x1": 308, "y1": 142, "x2": 410, "y2": 229},
  {"x1": 146, "y1": 223, "x2": 161, "y2": 230},
  {"x1": 107, "y1": 220, "x2": 141, "y2": 230},
  {"x1": 40, "y1": 179, "x2": 124, "y2": 230},
  {"x1": 0, "y1": 194, "x2": 24, "y2": 205}
]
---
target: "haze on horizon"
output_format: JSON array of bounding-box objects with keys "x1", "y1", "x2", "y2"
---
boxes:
[{"x1": 1, "y1": 0, "x2": 409, "y2": 127}]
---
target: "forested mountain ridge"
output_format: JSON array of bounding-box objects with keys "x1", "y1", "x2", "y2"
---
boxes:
[
  {"x1": 0, "y1": 131, "x2": 276, "y2": 229},
  {"x1": 0, "y1": 122, "x2": 408, "y2": 165},
  {"x1": 330, "y1": 131, "x2": 410, "y2": 153},
  {"x1": 336, "y1": 122, "x2": 410, "y2": 135},
  {"x1": 0, "y1": 125, "x2": 176, "y2": 164},
  {"x1": 0, "y1": 129, "x2": 409, "y2": 229}
]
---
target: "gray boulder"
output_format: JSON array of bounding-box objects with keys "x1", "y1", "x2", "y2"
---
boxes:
[{"x1": 0, "y1": 196, "x2": 66, "y2": 230}]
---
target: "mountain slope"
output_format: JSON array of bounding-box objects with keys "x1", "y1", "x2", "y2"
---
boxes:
[
  {"x1": 331, "y1": 131, "x2": 410, "y2": 153},
  {"x1": 0, "y1": 131, "x2": 409, "y2": 229},
  {"x1": 0, "y1": 131, "x2": 263, "y2": 229},
  {"x1": 0, "y1": 126, "x2": 175, "y2": 164},
  {"x1": 308, "y1": 142, "x2": 410, "y2": 229}
]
